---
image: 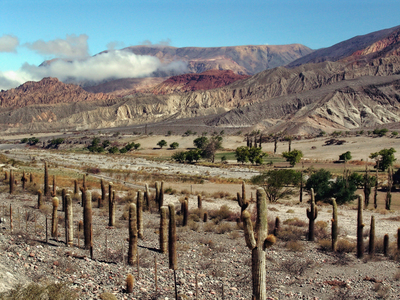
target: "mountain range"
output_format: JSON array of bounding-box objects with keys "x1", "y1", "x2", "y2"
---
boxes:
[{"x1": 1, "y1": 25, "x2": 400, "y2": 135}]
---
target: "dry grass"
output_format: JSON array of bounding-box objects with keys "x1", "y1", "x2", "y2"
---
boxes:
[
  {"x1": 318, "y1": 239, "x2": 332, "y2": 251},
  {"x1": 285, "y1": 240, "x2": 304, "y2": 252},
  {"x1": 336, "y1": 239, "x2": 356, "y2": 253},
  {"x1": 283, "y1": 218, "x2": 307, "y2": 227}
]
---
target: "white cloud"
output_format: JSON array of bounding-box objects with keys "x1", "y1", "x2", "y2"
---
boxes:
[
  {"x1": 0, "y1": 35, "x2": 19, "y2": 53},
  {"x1": 25, "y1": 34, "x2": 89, "y2": 59},
  {"x1": 106, "y1": 41, "x2": 125, "y2": 51},
  {"x1": 0, "y1": 50, "x2": 188, "y2": 90},
  {"x1": 141, "y1": 38, "x2": 172, "y2": 47}
]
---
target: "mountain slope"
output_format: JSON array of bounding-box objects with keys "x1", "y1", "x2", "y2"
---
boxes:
[{"x1": 288, "y1": 25, "x2": 400, "y2": 67}]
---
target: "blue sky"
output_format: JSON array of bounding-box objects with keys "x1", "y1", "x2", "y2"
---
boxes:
[{"x1": 1, "y1": 0, "x2": 400, "y2": 90}]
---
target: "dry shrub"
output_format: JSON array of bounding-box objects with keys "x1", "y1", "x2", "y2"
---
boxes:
[
  {"x1": 188, "y1": 213, "x2": 200, "y2": 222},
  {"x1": 286, "y1": 209, "x2": 295, "y2": 213},
  {"x1": 0, "y1": 282, "x2": 77, "y2": 300},
  {"x1": 315, "y1": 220, "x2": 329, "y2": 240},
  {"x1": 394, "y1": 270, "x2": 400, "y2": 281},
  {"x1": 211, "y1": 191, "x2": 231, "y2": 199},
  {"x1": 180, "y1": 189, "x2": 190, "y2": 195},
  {"x1": 120, "y1": 190, "x2": 137, "y2": 204},
  {"x1": 164, "y1": 187, "x2": 177, "y2": 195},
  {"x1": 269, "y1": 207, "x2": 279, "y2": 212},
  {"x1": 278, "y1": 226, "x2": 306, "y2": 241},
  {"x1": 280, "y1": 258, "x2": 314, "y2": 275},
  {"x1": 285, "y1": 240, "x2": 304, "y2": 252},
  {"x1": 214, "y1": 222, "x2": 233, "y2": 234},
  {"x1": 203, "y1": 221, "x2": 215, "y2": 233},
  {"x1": 25, "y1": 182, "x2": 40, "y2": 195},
  {"x1": 39, "y1": 205, "x2": 52, "y2": 216},
  {"x1": 175, "y1": 215, "x2": 184, "y2": 226},
  {"x1": 228, "y1": 231, "x2": 241, "y2": 239},
  {"x1": 209, "y1": 205, "x2": 233, "y2": 222},
  {"x1": 91, "y1": 191, "x2": 101, "y2": 203},
  {"x1": 382, "y1": 215, "x2": 400, "y2": 221},
  {"x1": 336, "y1": 239, "x2": 356, "y2": 253},
  {"x1": 120, "y1": 203, "x2": 130, "y2": 220},
  {"x1": 177, "y1": 242, "x2": 190, "y2": 252},
  {"x1": 188, "y1": 220, "x2": 200, "y2": 232},
  {"x1": 283, "y1": 218, "x2": 307, "y2": 227},
  {"x1": 318, "y1": 239, "x2": 332, "y2": 251}
]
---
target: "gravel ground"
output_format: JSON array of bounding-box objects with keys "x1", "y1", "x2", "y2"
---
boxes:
[{"x1": 0, "y1": 188, "x2": 399, "y2": 300}]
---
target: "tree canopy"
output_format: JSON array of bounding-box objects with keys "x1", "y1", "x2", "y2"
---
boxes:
[
  {"x1": 369, "y1": 148, "x2": 396, "y2": 171},
  {"x1": 282, "y1": 149, "x2": 303, "y2": 167}
]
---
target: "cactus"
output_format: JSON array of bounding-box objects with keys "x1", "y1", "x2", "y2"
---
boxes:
[
  {"x1": 357, "y1": 194, "x2": 364, "y2": 258},
  {"x1": 331, "y1": 198, "x2": 338, "y2": 252},
  {"x1": 128, "y1": 203, "x2": 137, "y2": 265},
  {"x1": 385, "y1": 167, "x2": 393, "y2": 210},
  {"x1": 9, "y1": 170, "x2": 14, "y2": 194},
  {"x1": 144, "y1": 183, "x2": 150, "y2": 211},
  {"x1": 197, "y1": 194, "x2": 202, "y2": 209},
  {"x1": 203, "y1": 211, "x2": 208, "y2": 222},
  {"x1": 182, "y1": 200, "x2": 188, "y2": 227},
  {"x1": 369, "y1": 215, "x2": 375, "y2": 255},
  {"x1": 398, "y1": 228, "x2": 400, "y2": 251},
  {"x1": 4, "y1": 171, "x2": 8, "y2": 181},
  {"x1": 237, "y1": 186, "x2": 249, "y2": 221},
  {"x1": 383, "y1": 234, "x2": 389, "y2": 256},
  {"x1": 155, "y1": 182, "x2": 160, "y2": 207},
  {"x1": 159, "y1": 181, "x2": 164, "y2": 210},
  {"x1": 242, "y1": 187, "x2": 275, "y2": 300},
  {"x1": 137, "y1": 190, "x2": 144, "y2": 239},
  {"x1": 78, "y1": 220, "x2": 83, "y2": 248},
  {"x1": 52, "y1": 175, "x2": 56, "y2": 197},
  {"x1": 126, "y1": 274, "x2": 134, "y2": 293},
  {"x1": 29, "y1": 173, "x2": 33, "y2": 183},
  {"x1": 242, "y1": 181, "x2": 246, "y2": 203},
  {"x1": 61, "y1": 189, "x2": 66, "y2": 212},
  {"x1": 52, "y1": 197, "x2": 59, "y2": 238},
  {"x1": 66, "y1": 194, "x2": 73, "y2": 247},
  {"x1": 37, "y1": 190, "x2": 43, "y2": 209},
  {"x1": 299, "y1": 169, "x2": 304, "y2": 203},
  {"x1": 74, "y1": 179, "x2": 78, "y2": 195},
  {"x1": 83, "y1": 190, "x2": 92, "y2": 250},
  {"x1": 100, "y1": 179, "x2": 106, "y2": 208},
  {"x1": 108, "y1": 183, "x2": 115, "y2": 226},
  {"x1": 82, "y1": 174, "x2": 87, "y2": 191},
  {"x1": 21, "y1": 171, "x2": 28, "y2": 190},
  {"x1": 44, "y1": 162, "x2": 50, "y2": 196},
  {"x1": 160, "y1": 207, "x2": 168, "y2": 253},
  {"x1": 168, "y1": 203, "x2": 177, "y2": 270},
  {"x1": 273, "y1": 216, "x2": 280, "y2": 237},
  {"x1": 306, "y1": 188, "x2": 318, "y2": 241}
]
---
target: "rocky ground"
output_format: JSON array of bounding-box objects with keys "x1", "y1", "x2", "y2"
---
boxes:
[{"x1": 0, "y1": 186, "x2": 399, "y2": 300}]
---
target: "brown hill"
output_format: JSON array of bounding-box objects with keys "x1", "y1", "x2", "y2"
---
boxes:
[
  {"x1": 0, "y1": 77, "x2": 113, "y2": 109},
  {"x1": 114, "y1": 44, "x2": 313, "y2": 75},
  {"x1": 148, "y1": 70, "x2": 250, "y2": 95}
]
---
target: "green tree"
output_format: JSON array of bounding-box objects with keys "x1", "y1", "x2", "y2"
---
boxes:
[
  {"x1": 193, "y1": 136, "x2": 209, "y2": 150},
  {"x1": 185, "y1": 149, "x2": 202, "y2": 163},
  {"x1": 28, "y1": 137, "x2": 39, "y2": 145},
  {"x1": 102, "y1": 140, "x2": 110, "y2": 148},
  {"x1": 202, "y1": 136, "x2": 223, "y2": 163},
  {"x1": 369, "y1": 148, "x2": 396, "y2": 171},
  {"x1": 235, "y1": 146, "x2": 250, "y2": 164},
  {"x1": 373, "y1": 128, "x2": 388, "y2": 137},
  {"x1": 282, "y1": 149, "x2": 303, "y2": 167},
  {"x1": 339, "y1": 151, "x2": 352, "y2": 162},
  {"x1": 170, "y1": 142, "x2": 179, "y2": 149},
  {"x1": 157, "y1": 140, "x2": 167, "y2": 149},
  {"x1": 133, "y1": 143, "x2": 140, "y2": 150},
  {"x1": 172, "y1": 151, "x2": 186, "y2": 163},
  {"x1": 251, "y1": 169, "x2": 301, "y2": 202},
  {"x1": 305, "y1": 169, "x2": 333, "y2": 201},
  {"x1": 108, "y1": 146, "x2": 119, "y2": 154},
  {"x1": 248, "y1": 147, "x2": 266, "y2": 165}
]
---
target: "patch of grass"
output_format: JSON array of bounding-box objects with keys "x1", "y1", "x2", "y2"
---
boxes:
[
  {"x1": 0, "y1": 282, "x2": 77, "y2": 300},
  {"x1": 280, "y1": 258, "x2": 314, "y2": 275},
  {"x1": 315, "y1": 220, "x2": 330, "y2": 240},
  {"x1": 318, "y1": 239, "x2": 332, "y2": 251},
  {"x1": 278, "y1": 226, "x2": 307, "y2": 241},
  {"x1": 336, "y1": 239, "x2": 356, "y2": 254},
  {"x1": 285, "y1": 240, "x2": 304, "y2": 252},
  {"x1": 283, "y1": 218, "x2": 307, "y2": 227}
]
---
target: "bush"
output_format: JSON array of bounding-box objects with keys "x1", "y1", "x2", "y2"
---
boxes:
[
  {"x1": 285, "y1": 240, "x2": 304, "y2": 252},
  {"x1": 336, "y1": 239, "x2": 356, "y2": 253},
  {"x1": 318, "y1": 239, "x2": 332, "y2": 251},
  {"x1": 170, "y1": 142, "x2": 179, "y2": 149}
]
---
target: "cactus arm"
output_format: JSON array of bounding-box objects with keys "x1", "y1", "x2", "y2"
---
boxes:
[
  {"x1": 242, "y1": 210, "x2": 256, "y2": 250},
  {"x1": 255, "y1": 188, "x2": 268, "y2": 248}
]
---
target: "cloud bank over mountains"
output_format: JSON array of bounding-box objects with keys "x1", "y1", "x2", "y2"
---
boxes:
[{"x1": 0, "y1": 34, "x2": 186, "y2": 90}]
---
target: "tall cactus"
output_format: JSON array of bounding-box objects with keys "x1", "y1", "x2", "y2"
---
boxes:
[
  {"x1": 100, "y1": 179, "x2": 106, "y2": 208},
  {"x1": 237, "y1": 188, "x2": 249, "y2": 221},
  {"x1": 386, "y1": 167, "x2": 393, "y2": 210},
  {"x1": 331, "y1": 198, "x2": 338, "y2": 252},
  {"x1": 397, "y1": 228, "x2": 400, "y2": 251},
  {"x1": 160, "y1": 207, "x2": 168, "y2": 253},
  {"x1": 383, "y1": 234, "x2": 389, "y2": 257},
  {"x1": 369, "y1": 215, "x2": 375, "y2": 255},
  {"x1": 374, "y1": 161, "x2": 379, "y2": 209},
  {"x1": 357, "y1": 194, "x2": 364, "y2": 258},
  {"x1": 307, "y1": 188, "x2": 318, "y2": 241},
  {"x1": 74, "y1": 180, "x2": 78, "y2": 195},
  {"x1": 273, "y1": 216, "x2": 280, "y2": 237},
  {"x1": 21, "y1": 171, "x2": 28, "y2": 190},
  {"x1": 83, "y1": 190, "x2": 92, "y2": 250},
  {"x1": 364, "y1": 162, "x2": 371, "y2": 207},
  {"x1": 168, "y1": 203, "x2": 177, "y2": 270},
  {"x1": 182, "y1": 199, "x2": 188, "y2": 227},
  {"x1": 144, "y1": 183, "x2": 150, "y2": 211},
  {"x1": 52, "y1": 197, "x2": 59, "y2": 238},
  {"x1": 66, "y1": 194, "x2": 73, "y2": 247},
  {"x1": 61, "y1": 189, "x2": 66, "y2": 212},
  {"x1": 128, "y1": 203, "x2": 137, "y2": 266},
  {"x1": 242, "y1": 188, "x2": 275, "y2": 300},
  {"x1": 155, "y1": 182, "x2": 160, "y2": 208},
  {"x1": 44, "y1": 162, "x2": 50, "y2": 196},
  {"x1": 242, "y1": 181, "x2": 246, "y2": 203},
  {"x1": 9, "y1": 170, "x2": 14, "y2": 194},
  {"x1": 158, "y1": 181, "x2": 164, "y2": 210},
  {"x1": 137, "y1": 190, "x2": 144, "y2": 239},
  {"x1": 37, "y1": 190, "x2": 43, "y2": 209},
  {"x1": 108, "y1": 183, "x2": 115, "y2": 226}
]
